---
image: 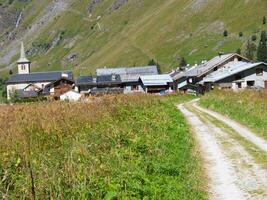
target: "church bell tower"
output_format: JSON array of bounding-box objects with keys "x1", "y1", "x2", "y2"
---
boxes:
[{"x1": 17, "y1": 42, "x2": 31, "y2": 74}]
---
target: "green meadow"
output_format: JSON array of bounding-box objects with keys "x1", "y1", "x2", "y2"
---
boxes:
[
  {"x1": 200, "y1": 89, "x2": 267, "y2": 139},
  {"x1": 0, "y1": 94, "x2": 206, "y2": 199}
]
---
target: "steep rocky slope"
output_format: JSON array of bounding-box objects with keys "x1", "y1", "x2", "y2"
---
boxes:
[{"x1": 0, "y1": 0, "x2": 266, "y2": 76}]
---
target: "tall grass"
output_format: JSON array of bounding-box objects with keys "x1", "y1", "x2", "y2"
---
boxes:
[
  {"x1": 200, "y1": 89, "x2": 267, "y2": 139},
  {"x1": 0, "y1": 94, "x2": 206, "y2": 199}
]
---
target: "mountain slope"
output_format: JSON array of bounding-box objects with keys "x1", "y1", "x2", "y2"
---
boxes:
[{"x1": 0, "y1": 0, "x2": 266, "y2": 76}]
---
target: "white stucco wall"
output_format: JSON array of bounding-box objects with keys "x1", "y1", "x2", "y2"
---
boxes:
[
  {"x1": 220, "y1": 65, "x2": 267, "y2": 90},
  {"x1": 123, "y1": 85, "x2": 144, "y2": 94},
  {"x1": 242, "y1": 68, "x2": 267, "y2": 87},
  {"x1": 18, "y1": 63, "x2": 30, "y2": 74}
]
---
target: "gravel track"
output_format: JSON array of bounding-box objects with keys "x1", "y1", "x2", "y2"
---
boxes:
[{"x1": 178, "y1": 100, "x2": 267, "y2": 200}]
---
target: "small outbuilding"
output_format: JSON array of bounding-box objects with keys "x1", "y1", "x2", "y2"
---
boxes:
[
  {"x1": 60, "y1": 90, "x2": 81, "y2": 102},
  {"x1": 42, "y1": 77, "x2": 75, "y2": 99},
  {"x1": 139, "y1": 74, "x2": 173, "y2": 93},
  {"x1": 75, "y1": 76, "x2": 95, "y2": 93}
]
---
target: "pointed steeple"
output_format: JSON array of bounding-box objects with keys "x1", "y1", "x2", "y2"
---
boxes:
[
  {"x1": 17, "y1": 41, "x2": 31, "y2": 74},
  {"x1": 17, "y1": 42, "x2": 29, "y2": 63}
]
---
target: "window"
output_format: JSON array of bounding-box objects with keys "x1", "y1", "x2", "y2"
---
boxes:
[
  {"x1": 247, "y1": 81, "x2": 255, "y2": 87},
  {"x1": 21, "y1": 64, "x2": 25, "y2": 70},
  {"x1": 131, "y1": 85, "x2": 138, "y2": 91},
  {"x1": 188, "y1": 78, "x2": 193, "y2": 83},
  {"x1": 256, "y1": 68, "x2": 263, "y2": 76},
  {"x1": 214, "y1": 67, "x2": 218, "y2": 71}
]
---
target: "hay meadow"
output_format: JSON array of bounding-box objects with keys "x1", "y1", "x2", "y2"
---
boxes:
[{"x1": 0, "y1": 94, "x2": 206, "y2": 199}]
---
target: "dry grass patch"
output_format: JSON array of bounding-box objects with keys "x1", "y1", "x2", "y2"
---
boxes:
[{"x1": 0, "y1": 94, "x2": 206, "y2": 199}]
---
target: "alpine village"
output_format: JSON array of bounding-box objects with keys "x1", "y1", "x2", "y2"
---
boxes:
[{"x1": 5, "y1": 42, "x2": 267, "y2": 102}]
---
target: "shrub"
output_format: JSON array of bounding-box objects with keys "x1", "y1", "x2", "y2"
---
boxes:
[
  {"x1": 251, "y1": 35, "x2": 257, "y2": 41},
  {"x1": 223, "y1": 30, "x2": 228, "y2": 37}
]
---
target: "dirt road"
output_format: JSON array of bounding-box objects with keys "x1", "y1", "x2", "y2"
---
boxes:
[{"x1": 178, "y1": 100, "x2": 267, "y2": 200}]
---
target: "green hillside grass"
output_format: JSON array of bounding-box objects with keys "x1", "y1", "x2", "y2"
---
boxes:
[
  {"x1": 0, "y1": 94, "x2": 206, "y2": 199},
  {"x1": 1, "y1": 0, "x2": 267, "y2": 75},
  {"x1": 200, "y1": 90, "x2": 267, "y2": 140}
]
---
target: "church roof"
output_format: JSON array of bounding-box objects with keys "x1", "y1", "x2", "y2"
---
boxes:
[
  {"x1": 17, "y1": 42, "x2": 30, "y2": 63},
  {"x1": 7, "y1": 71, "x2": 73, "y2": 84}
]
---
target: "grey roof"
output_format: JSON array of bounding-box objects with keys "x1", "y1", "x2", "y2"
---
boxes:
[
  {"x1": 202, "y1": 62, "x2": 267, "y2": 83},
  {"x1": 140, "y1": 74, "x2": 173, "y2": 86},
  {"x1": 96, "y1": 66, "x2": 158, "y2": 82},
  {"x1": 97, "y1": 74, "x2": 121, "y2": 83},
  {"x1": 7, "y1": 71, "x2": 73, "y2": 84},
  {"x1": 16, "y1": 89, "x2": 39, "y2": 98},
  {"x1": 172, "y1": 53, "x2": 249, "y2": 81},
  {"x1": 76, "y1": 76, "x2": 93, "y2": 85},
  {"x1": 91, "y1": 87, "x2": 124, "y2": 94}
]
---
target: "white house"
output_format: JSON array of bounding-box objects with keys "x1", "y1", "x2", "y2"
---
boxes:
[
  {"x1": 6, "y1": 42, "x2": 73, "y2": 99},
  {"x1": 171, "y1": 53, "x2": 250, "y2": 93},
  {"x1": 60, "y1": 90, "x2": 81, "y2": 101},
  {"x1": 201, "y1": 62, "x2": 267, "y2": 91}
]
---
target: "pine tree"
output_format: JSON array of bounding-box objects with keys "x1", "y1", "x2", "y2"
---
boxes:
[
  {"x1": 236, "y1": 48, "x2": 241, "y2": 55},
  {"x1": 251, "y1": 35, "x2": 257, "y2": 41},
  {"x1": 257, "y1": 31, "x2": 267, "y2": 62},
  {"x1": 156, "y1": 62, "x2": 162, "y2": 74},
  {"x1": 179, "y1": 57, "x2": 187, "y2": 69},
  {"x1": 148, "y1": 59, "x2": 157, "y2": 66},
  {"x1": 223, "y1": 30, "x2": 228, "y2": 37},
  {"x1": 245, "y1": 40, "x2": 257, "y2": 60},
  {"x1": 148, "y1": 59, "x2": 161, "y2": 73}
]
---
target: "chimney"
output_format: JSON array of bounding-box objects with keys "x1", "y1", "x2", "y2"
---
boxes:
[{"x1": 62, "y1": 73, "x2": 69, "y2": 78}]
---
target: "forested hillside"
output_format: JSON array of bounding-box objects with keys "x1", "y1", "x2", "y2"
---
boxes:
[{"x1": 0, "y1": 0, "x2": 266, "y2": 76}]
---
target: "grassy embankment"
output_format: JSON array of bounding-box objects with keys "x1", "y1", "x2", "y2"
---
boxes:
[
  {"x1": 200, "y1": 90, "x2": 267, "y2": 139},
  {"x1": 0, "y1": 94, "x2": 206, "y2": 199}
]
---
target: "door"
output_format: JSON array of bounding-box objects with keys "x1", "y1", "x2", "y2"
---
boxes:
[{"x1": 265, "y1": 81, "x2": 267, "y2": 89}]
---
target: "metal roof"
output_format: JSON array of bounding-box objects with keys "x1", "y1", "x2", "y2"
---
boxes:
[
  {"x1": 202, "y1": 62, "x2": 267, "y2": 83},
  {"x1": 7, "y1": 71, "x2": 73, "y2": 84},
  {"x1": 140, "y1": 74, "x2": 173, "y2": 86},
  {"x1": 75, "y1": 76, "x2": 93, "y2": 85},
  {"x1": 172, "y1": 53, "x2": 249, "y2": 81},
  {"x1": 97, "y1": 74, "x2": 121, "y2": 83},
  {"x1": 96, "y1": 66, "x2": 158, "y2": 82}
]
